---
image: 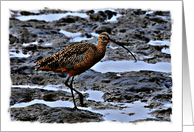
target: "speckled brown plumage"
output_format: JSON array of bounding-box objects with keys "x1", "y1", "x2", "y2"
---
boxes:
[
  {"x1": 35, "y1": 32, "x2": 111, "y2": 77},
  {"x1": 36, "y1": 42, "x2": 105, "y2": 76},
  {"x1": 35, "y1": 32, "x2": 136, "y2": 109}
]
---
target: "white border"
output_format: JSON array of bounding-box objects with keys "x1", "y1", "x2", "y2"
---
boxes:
[{"x1": 1, "y1": 1, "x2": 182, "y2": 131}]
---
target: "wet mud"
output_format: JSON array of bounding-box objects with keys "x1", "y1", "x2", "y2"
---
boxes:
[{"x1": 9, "y1": 8, "x2": 172, "y2": 123}]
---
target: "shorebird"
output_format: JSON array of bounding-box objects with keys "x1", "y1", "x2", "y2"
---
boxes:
[{"x1": 35, "y1": 32, "x2": 137, "y2": 109}]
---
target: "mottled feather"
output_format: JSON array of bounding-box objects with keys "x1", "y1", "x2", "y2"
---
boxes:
[{"x1": 36, "y1": 43, "x2": 97, "y2": 72}]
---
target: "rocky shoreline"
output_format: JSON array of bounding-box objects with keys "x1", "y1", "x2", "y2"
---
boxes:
[{"x1": 9, "y1": 8, "x2": 172, "y2": 123}]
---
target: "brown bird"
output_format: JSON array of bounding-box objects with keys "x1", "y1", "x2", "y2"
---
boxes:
[{"x1": 35, "y1": 32, "x2": 137, "y2": 110}]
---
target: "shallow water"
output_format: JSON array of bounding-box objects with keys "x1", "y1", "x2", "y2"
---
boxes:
[
  {"x1": 15, "y1": 9, "x2": 122, "y2": 23},
  {"x1": 91, "y1": 60, "x2": 171, "y2": 73},
  {"x1": 148, "y1": 40, "x2": 170, "y2": 46},
  {"x1": 59, "y1": 30, "x2": 82, "y2": 38},
  {"x1": 22, "y1": 41, "x2": 53, "y2": 47},
  {"x1": 10, "y1": 96, "x2": 154, "y2": 122},
  {"x1": 11, "y1": 84, "x2": 68, "y2": 92},
  {"x1": 85, "y1": 90, "x2": 104, "y2": 102},
  {"x1": 95, "y1": 101, "x2": 154, "y2": 122},
  {"x1": 11, "y1": 83, "x2": 157, "y2": 122},
  {"x1": 16, "y1": 12, "x2": 88, "y2": 22},
  {"x1": 161, "y1": 48, "x2": 170, "y2": 54},
  {"x1": 59, "y1": 29, "x2": 99, "y2": 42},
  {"x1": 9, "y1": 49, "x2": 31, "y2": 58},
  {"x1": 10, "y1": 99, "x2": 74, "y2": 108}
]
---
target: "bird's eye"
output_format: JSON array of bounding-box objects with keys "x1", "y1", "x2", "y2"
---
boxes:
[{"x1": 102, "y1": 36, "x2": 107, "y2": 40}]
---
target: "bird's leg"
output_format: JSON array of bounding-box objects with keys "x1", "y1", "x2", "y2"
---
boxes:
[
  {"x1": 69, "y1": 77, "x2": 84, "y2": 107},
  {"x1": 65, "y1": 76, "x2": 77, "y2": 110}
]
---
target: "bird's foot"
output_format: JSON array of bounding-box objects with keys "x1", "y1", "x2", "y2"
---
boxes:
[{"x1": 73, "y1": 106, "x2": 79, "y2": 110}]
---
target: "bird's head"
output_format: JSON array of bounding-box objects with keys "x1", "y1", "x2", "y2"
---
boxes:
[{"x1": 98, "y1": 32, "x2": 137, "y2": 62}]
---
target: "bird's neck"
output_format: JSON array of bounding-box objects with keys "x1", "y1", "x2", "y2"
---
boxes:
[{"x1": 97, "y1": 42, "x2": 107, "y2": 56}]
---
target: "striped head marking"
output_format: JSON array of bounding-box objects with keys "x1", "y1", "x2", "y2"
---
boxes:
[{"x1": 98, "y1": 32, "x2": 110, "y2": 45}]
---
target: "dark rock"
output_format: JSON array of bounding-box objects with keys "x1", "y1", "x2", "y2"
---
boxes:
[
  {"x1": 20, "y1": 28, "x2": 36, "y2": 43},
  {"x1": 31, "y1": 76, "x2": 44, "y2": 84},
  {"x1": 132, "y1": 34, "x2": 150, "y2": 42},
  {"x1": 21, "y1": 24, "x2": 33, "y2": 27},
  {"x1": 11, "y1": 65, "x2": 33, "y2": 75},
  {"x1": 11, "y1": 88, "x2": 34, "y2": 104},
  {"x1": 10, "y1": 104, "x2": 103, "y2": 123},
  {"x1": 63, "y1": 23, "x2": 98, "y2": 32},
  {"x1": 43, "y1": 92, "x2": 57, "y2": 101},
  {"x1": 89, "y1": 11, "x2": 107, "y2": 22},
  {"x1": 38, "y1": 39, "x2": 44, "y2": 43},
  {"x1": 149, "y1": 17, "x2": 168, "y2": 23},
  {"x1": 129, "y1": 118, "x2": 160, "y2": 123},
  {"x1": 20, "y1": 11, "x2": 36, "y2": 16},
  {"x1": 152, "y1": 93, "x2": 172, "y2": 101},
  {"x1": 22, "y1": 44, "x2": 37, "y2": 51},
  {"x1": 150, "y1": 108, "x2": 172, "y2": 120},
  {"x1": 95, "y1": 25, "x2": 112, "y2": 34},
  {"x1": 153, "y1": 11, "x2": 170, "y2": 16},
  {"x1": 10, "y1": 57, "x2": 27, "y2": 64},
  {"x1": 145, "y1": 101, "x2": 162, "y2": 109},
  {"x1": 57, "y1": 15, "x2": 88, "y2": 24},
  {"x1": 85, "y1": 33, "x2": 92, "y2": 38},
  {"x1": 133, "y1": 9, "x2": 146, "y2": 15},
  {"x1": 58, "y1": 16, "x2": 75, "y2": 23},
  {"x1": 9, "y1": 34, "x2": 19, "y2": 44},
  {"x1": 104, "y1": 10, "x2": 117, "y2": 19},
  {"x1": 27, "y1": 19, "x2": 47, "y2": 23},
  {"x1": 101, "y1": 79, "x2": 111, "y2": 83},
  {"x1": 86, "y1": 10, "x2": 94, "y2": 15},
  {"x1": 128, "y1": 113, "x2": 135, "y2": 116}
]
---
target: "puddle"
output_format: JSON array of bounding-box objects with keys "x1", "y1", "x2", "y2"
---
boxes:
[
  {"x1": 96, "y1": 101, "x2": 154, "y2": 122},
  {"x1": 43, "y1": 42, "x2": 53, "y2": 46},
  {"x1": 59, "y1": 30, "x2": 100, "y2": 42},
  {"x1": 10, "y1": 99, "x2": 74, "y2": 108},
  {"x1": 9, "y1": 49, "x2": 31, "y2": 58},
  {"x1": 11, "y1": 84, "x2": 70, "y2": 92},
  {"x1": 12, "y1": 84, "x2": 104, "y2": 102},
  {"x1": 91, "y1": 60, "x2": 171, "y2": 73},
  {"x1": 85, "y1": 90, "x2": 104, "y2": 102},
  {"x1": 10, "y1": 98, "x2": 153, "y2": 122},
  {"x1": 91, "y1": 32, "x2": 100, "y2": 38},
  {"x1": 146, "y1": 10, "x2": 154, "y2": 15},
  {"x1": 59, "y1": 30, "x2": 82, "y2": 38},
  {"x1": 16, "y1": 12, "x2": 88, "y2": 22},
  {"x1": 11, "y1": 84, "x2": 156, "y2": 122},
  {"x1": 22, "y1": 41, "x2": 39, "y2": 47},
  {"x1": 148, "y1": 40, "x2": 170, "y2": 46},
  {"x1": 72, "y1": 36, "x2": 92, "y2": 42},
  {"x1": 108, "y1": 44, "x2": 118, "y2": 49},
  {"x1": 163, "y1": 102, "x2": 172, "y2": 108},
  {"x1": 22, "y1": 41, "x2": 53, "y2": 47},
  {"x1": 161, "y1": 48, "x2": 170, "y2": 54},
  {"x1": 15, "y1": 9, "x2": 122, "y2": 23}
]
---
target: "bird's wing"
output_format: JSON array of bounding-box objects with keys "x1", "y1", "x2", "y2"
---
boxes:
[{"x1": 36, "y1": 43, "x2": 95, "y2": 71}]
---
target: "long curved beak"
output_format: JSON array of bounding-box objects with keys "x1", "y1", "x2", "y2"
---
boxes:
[{"x1": 109, "y1": 38, "x2": 137, "y2": 62}]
